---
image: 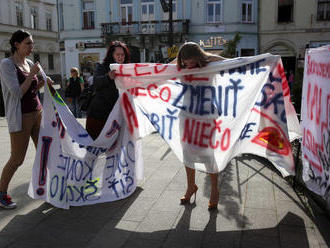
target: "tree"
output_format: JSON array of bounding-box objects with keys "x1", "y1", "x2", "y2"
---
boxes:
[{"x1": 222, "y1": 33, "x2": 241, "y2": 58}]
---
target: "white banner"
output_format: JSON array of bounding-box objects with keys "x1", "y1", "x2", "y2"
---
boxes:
[
  {"x1": 28, "y1": 79, "x2": 143, "y2": 209},
  {"x1": 112, "y1": 53, "x2": 301, "y2": 177},
  {"x1": 28, "y1": 53, "x2": 301, "y2": 209},
  {"x1": 301, "y1": 45, "x2": 330, "y2": 205}
]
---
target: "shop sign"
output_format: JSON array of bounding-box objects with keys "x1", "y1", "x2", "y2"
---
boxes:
[
  {"x1": 85, "y1": 42, "x2": 105, "y2": 49},
  {"x1": 76, "y1": 42, "x2": 105, "y2": 50},
  {"x1": 199, "y1": 36, "x2": 226, "y2": 49}
]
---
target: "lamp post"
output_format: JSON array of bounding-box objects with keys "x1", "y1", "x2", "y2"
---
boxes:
[
  {"x1": 160, "y1": 0, "x2": 173, "y2": 47},
  {"x1": 168, "y1": 0, "x2": 173, "y2": 47}
]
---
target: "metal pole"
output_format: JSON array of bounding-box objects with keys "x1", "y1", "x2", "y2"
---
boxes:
[{"x1": 168, "y1": 0, "x2": 173, "y2": 47}]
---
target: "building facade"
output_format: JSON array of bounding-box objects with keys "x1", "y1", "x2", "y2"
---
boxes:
[
  {"x1": 259, "y1": 0, "x2": 330, "y2": 72},
  {"x1": 59, "y1": 0, "x2": 259, "y2": 80},
  {"x1": 0, "y1": 0, "x2": 60, "y2": 81}
]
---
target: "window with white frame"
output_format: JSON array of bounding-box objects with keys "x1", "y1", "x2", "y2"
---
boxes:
[
  {"x1": 82, "y1": 0, "x2": 95, "y2": 29},
  {"x1": 317, "y1": 0, "x2": 330, "y2": 21},
  {"x1": 162, "y1": 0, "x2": 177, "y2": 20},
  {"x1": 207, "y1": 0, "x2": 222, "y2": 23},
  {"x1": 16, "y1": 1, "x2": 24, "y2": 27},
  {"x1": 46, "y1": 11, "x2": 52, "y2": 31},
  {"x1": 242, "y1": 0, "x2": 252, "y2": 23},
  {"x1": 121, "y1": 0, "x2": 133, "y2": 24},
  {"x1": 141, "y1": 0, "x2": 154, "y2": 21},
  {"x1": 30, "y1": 7, "x2": 38, "y2": 29}
]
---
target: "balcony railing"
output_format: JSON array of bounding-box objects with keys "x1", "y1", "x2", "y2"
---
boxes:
[{"x1": 101, "y1": 19, "x2": 189, "y2": 37}]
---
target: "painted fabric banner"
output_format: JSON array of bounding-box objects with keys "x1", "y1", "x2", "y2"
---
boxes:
[
  {"x1": 301, "y1": 45, "x2": 330, "y2": 205},
  {"x1": 112, "y1": 53, "x2": 301, "y2": 177},
  {"x1": 28, "y1": 75, "x2": 143, "y2": 209}
]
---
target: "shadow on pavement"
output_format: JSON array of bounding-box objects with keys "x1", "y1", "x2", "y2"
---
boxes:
[
  {"x1": 1, "y1": 151, "x2": 328, "y2": 247},
  {"x1": 236, "y1": 154, "x2": 330, "y2": 247},
  {"x1": 0, "y1": 201, "x2": 310, "y2": 248}
]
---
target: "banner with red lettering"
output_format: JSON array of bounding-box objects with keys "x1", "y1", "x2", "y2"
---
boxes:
[
  {"x1": 301, "y1": 45, "x2": 330, "y2": 205},
  {"x1": 28, "y1": 81, "x2": 143, "y2": 209},
  {"x1": 112, "y1": 53, "x2": 301, "y2": 177}
]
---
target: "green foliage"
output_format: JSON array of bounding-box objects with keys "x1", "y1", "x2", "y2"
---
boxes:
[{"x1": 222, "y1": 33, "x2": 242, "y2": 58}]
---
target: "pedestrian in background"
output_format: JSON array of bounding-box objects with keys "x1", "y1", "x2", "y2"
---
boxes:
[
  {"x1": 175, "y1": 42, "x2": 226, "y2": 211},
  {"x1": 86, "y1": 41, "x2": 130, "y2": 140},
  {"x1": 0, "y1": 29, "x2": 52, "y2": 209},
  {"x1": 66, "y1": 67, "x2": 84, "y2": 118},
  {"x1": 288, "y1": 70, "x2": 294, "y2": 92}
]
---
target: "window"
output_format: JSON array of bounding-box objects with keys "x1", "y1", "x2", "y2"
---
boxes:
[
  {"x1": 48, "y1": 54, "x2": 54, "y2": 70},
  {"x1": 16, "y1": 1, "x2": 24, "y2": 27},
  {"x1": 277, "y1": 0, "x2": 293, "y2": 23},
  {"x1": 241, "y1": 49, "x2": 255, "y2": 56},
  {"x1": 163, "y1": 0, "x2": 177, "y2": 20},
  {"x1": 82, "y1": 0, "x2": 95, "y2": 29},
  {"x1": 59, "y1": 3, "x2": 64, "y2": 31},
  {"x1": 121, "y1": 0, "x2": 133, "y2": 25},
  {"x1": 46, "y1": 11, "x2": 52, "y2": 31},
  {"x1": 33, "y1": 53, "x2": 40, "y2": 63},
  {"x1": 207, "y1": 0, "x2": 222, "y2": 23},
  {"x1": 30, "y1": 7, "x2": 38, "y2": 29},
  {"x1": 242, "y1": 0, "x2": 252, "y2": 23},
  {"x1": 141, "y1": 0, "x2": 154, "y2": 21},
  {"x1": 317, "y1": 0, "x2": 330, "y2": 21}
]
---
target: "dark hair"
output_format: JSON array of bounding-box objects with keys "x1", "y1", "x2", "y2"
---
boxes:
[
  {"x1": 103, "y1": 41, "x2": 130, "y2": 68},
  {"x1": 177, "y1": 42, "x2": 222, "y2": 69},
  {"x1": 9, "y1": 29, "x2": 31, "y2": 54}
]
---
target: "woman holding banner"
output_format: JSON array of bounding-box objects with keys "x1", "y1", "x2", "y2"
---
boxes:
[
  {"x1": 0, "y1": 30, "x2": 52, "y2": 209},
  {"x1": 175, "y1": 42, "x2": 226, "y2": 210},
  {"x1": 86, "y1": 41, "x2": 130, "y2": 140}
]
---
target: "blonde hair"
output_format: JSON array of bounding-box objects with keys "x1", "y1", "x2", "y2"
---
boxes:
[
  {"x1": 177, "y1": 42, "x2": 224, "y2": 69},
  {"x1": 70, "y1": 67, "x2": 79, "y2": 76}
]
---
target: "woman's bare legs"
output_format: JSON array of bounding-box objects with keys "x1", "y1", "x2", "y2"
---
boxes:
[
  {"x1": 181, "y1": 166, "x2": 198, "y2": 204},
  {"x1": 0, "y1": 111, "x2": 41, "y2": 193},
  {"x1": 209, "y1": 173, "x2": 219, "y2": 210}
]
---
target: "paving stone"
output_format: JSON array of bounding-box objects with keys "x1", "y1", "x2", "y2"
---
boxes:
[
  {"x1": 152, "y1": 190, "x2": 184, "y2": 212},
  {"x1": 274, "y1": 186, "x2": 300, "y2": 202},
  {"x1": 279, "y1": 224, "x2": 310, "y2": 248},
  {"x1": 240, "y1": 231, "x2": 280, "y2": 248},
  {"x1": 245, "y1": 191, "x2": 276, "y2": 210},
  {"x1": 87, "y1": 220, "x2": 139, "y2": 248},
  {"x1": 245, "y1": 180, "x2": 274, "y2": 196},
  {"x1": 131, "y1": 211, "x2": 178, "y2": 241},
  {"x1": 163, "y1": 229, "x2": 204, "y2": 248},
  {"x1": 118, "y1": 196, "x2": 158, "y2": 222},
  {"x1": 276, "y1": 201, "x2": 315, "y2": 228},
  {"x1": 242, "y1": 208, "x2": 278, "y2": 237},
  {"x1": 122, "y1": 238, "x2": 162, "y2": 248},
  {"x1": 201, "y1": 231, "x2": 241, "y2": 248}
]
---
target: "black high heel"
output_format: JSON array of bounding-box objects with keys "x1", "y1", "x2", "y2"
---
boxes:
[{"x1": 180, "y1": 185, "x2": 198, "y2": 204}]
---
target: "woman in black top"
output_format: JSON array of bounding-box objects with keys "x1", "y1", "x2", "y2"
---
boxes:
[{"x1": 86, "y1": 41, "x2": 130, "y2": 140}]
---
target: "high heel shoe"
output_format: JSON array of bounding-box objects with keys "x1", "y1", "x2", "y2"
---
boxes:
[
  {"x1": 180, "y1": 185, "x2": 198, "y2": 205},
  {"x1": 208, "y1": 191, "x2": 219, "y2": 210}
]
